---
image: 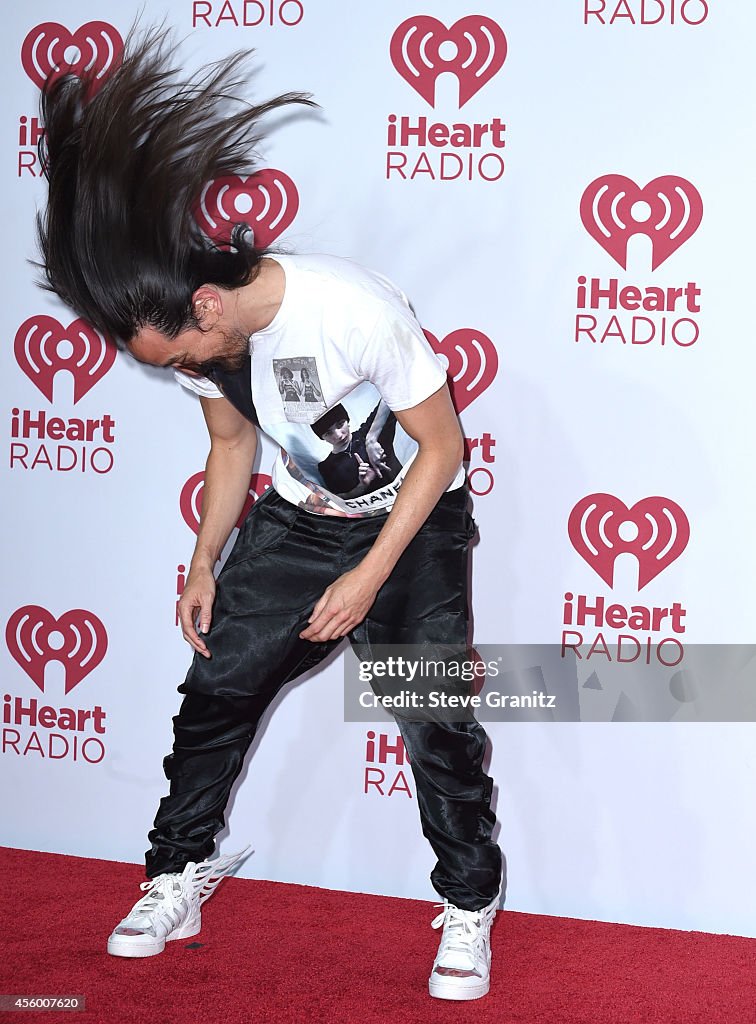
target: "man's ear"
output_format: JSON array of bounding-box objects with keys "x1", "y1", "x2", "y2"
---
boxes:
[{"x1": 191, "y1": 285, "x2": 223, "y2": 328}]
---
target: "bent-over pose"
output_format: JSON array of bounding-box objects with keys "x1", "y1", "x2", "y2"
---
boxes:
[{"x1": 35, "y1": 29, "x2": 503, "y2": 1002}]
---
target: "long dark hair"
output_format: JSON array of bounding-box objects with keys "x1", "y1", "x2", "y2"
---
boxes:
[{"x1": 36, "y1": 25, "x2": 316, "y2": 344}]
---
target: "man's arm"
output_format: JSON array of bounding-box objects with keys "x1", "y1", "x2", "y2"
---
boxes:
[
  {"x1": 299, "y1": 381, "x2": 463, "y2": 642},
  {"x1": 178, "y1": 395, "x2": 258, "y2": 658}
]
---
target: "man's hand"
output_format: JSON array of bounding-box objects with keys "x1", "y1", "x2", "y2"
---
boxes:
[
  {"x1": 299, "y1": 566, "x2": 380, "y2": 642},
  {"x1": 178, "y1": 565, "x2": 216, "y2": 658}
]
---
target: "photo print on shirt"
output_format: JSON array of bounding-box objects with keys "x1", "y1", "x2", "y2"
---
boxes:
[
  {"x1": 274, "y1": 379, "x2": 416, "y2": 517},
  {"x1": 273, "y1": 356, "x2": 327, "y2": 422},
  {"x1": 311, "y1": 399, "x2": 402, "y2": 499}
]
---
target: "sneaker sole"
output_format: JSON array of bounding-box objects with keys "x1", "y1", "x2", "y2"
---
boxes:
[
  {"x1": 107, "y1": 915, "x2": 201, "y2": 958},
  {"x1": 428, "y1": 976, "x2": 490, "y2": 1001}
]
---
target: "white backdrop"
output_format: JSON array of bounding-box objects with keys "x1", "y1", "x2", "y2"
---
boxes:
[{"x1": 4, "y1": 0, "x2": 756, "y2": 938}]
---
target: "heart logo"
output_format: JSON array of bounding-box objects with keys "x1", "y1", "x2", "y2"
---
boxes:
[
  {"x1": 424, "y1": 329, "x2": 498, "y2": 413},
  {"x1": 180, "y1": 472, "x2": 273, "y2": 536},
  {"x1": 568, "y1": 493, "x2": 690, "y2": 590},
  {"x1": 21, "y1": 22, "x2": 123, "y2": 94},
  {"x1": 14, "y1": 315, "x2": 117, "y2": 404},
  {"x1": 6, "y1": 606, "x2": 108, "y2": 694},
  {"x1": 390, "y1": 15, "x2": 507, "y2": 108},
  {"x1": 193, "y1": 170, "x2": 299, "y2": 249},
  {"x1": 580, "y1": 174, "x2": 703, "y2": 271}
]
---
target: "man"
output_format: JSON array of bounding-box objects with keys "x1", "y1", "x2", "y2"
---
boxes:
[{"x1": 35, "y1": 28, "x2": 503, "y2": 1001}]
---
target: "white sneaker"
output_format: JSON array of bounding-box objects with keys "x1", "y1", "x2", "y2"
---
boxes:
[
  {"x1": 107, "y1": 846, "x2": 250, "y2": 958},
  {"x1": 428, "y1": 889, "x2": 500, "y2": 1001}
]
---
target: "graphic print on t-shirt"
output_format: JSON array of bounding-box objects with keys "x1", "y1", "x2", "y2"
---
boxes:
[
  {"x1": 272, "y1": 379, "x2": 414, "y2": 517},
  {"x1": 272, "y1": 356, "x2": 327, "y2": 422}
]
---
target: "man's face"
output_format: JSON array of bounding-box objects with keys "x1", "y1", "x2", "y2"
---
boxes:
[
  {"x1": 128, "y1": 323, "x2": 249, "y2": 375},
  {"x1": 323, "y1": 419, "x2": 351, "y2": 446}
]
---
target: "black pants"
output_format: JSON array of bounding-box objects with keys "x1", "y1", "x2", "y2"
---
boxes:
[{"x1": 145, "y1": 484, "x2": 502, "y2": 911}]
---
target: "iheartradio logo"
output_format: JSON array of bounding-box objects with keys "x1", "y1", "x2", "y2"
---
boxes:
[
  {"x1": 181, "y1": 471, "x2": 273, "y2": 535},
  {"x1": 581, "y1": 175, "x2": 703, "y2": 271},
  {"x1": 425, "y1": 329, "x2": 498, "y2": 413},
  {"x1": 6, "y1": 606, "x2": 107, "y2": 695},
  {"x1": 21, "y1": 22, "x2": 123, "y2": 94},
  {"x1": 569, "y1": 494, "x2": 690, "y2": 590},
  {"x1": 390, "y1": 15, "x2": 507, "y2": 108},
  {"x1": 194, "y1": 170, "x2": 298, "y2": 248},
  {"x1": 14, "y1": 316, "x2": 116, "y2": 404}
]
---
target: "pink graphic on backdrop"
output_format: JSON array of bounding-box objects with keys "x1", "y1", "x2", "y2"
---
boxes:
[
  {"x1": 180, "y1": 472, "x2": 273, "y2": 535},
  {"x1": 424, "y1": 329, "x2": 498, "y2": 413},
  {"x1": 193, "y1": 170, "x2": 299, "y2": 248},
  {"x1": 21, "y1": 22, "x2": 123, "y2": 94},
  {"x1": 568, "y1": 494, "x2": 690, "y2": 590},
  {"x1": 390, "y1": 15, "x2": 507, "y2": 108},
  {"x1": 14, "y1": 316, "x2": 116, "y2": 404},
  {"x1": 580, "y1": 175, "x2": 703, "y2": 271},
  {"x1": 6, "y1": 606, "x2": 107, "y2": 694}
]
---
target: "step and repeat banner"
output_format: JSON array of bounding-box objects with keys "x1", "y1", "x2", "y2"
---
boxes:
[{"x1": 4, "y1": 2, "x2": 756, "y2": 938}]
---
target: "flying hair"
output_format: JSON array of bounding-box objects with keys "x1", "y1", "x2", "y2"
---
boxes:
[{"x1": 35, "y1": 23, "x2": 317, "y2": 345}]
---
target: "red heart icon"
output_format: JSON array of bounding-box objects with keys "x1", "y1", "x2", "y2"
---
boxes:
[
  {"x1": 180, "y1": 472, "x2": 273, "y2": 536},
  {"x1": 21, "y1": 21, "x2": 123, "y2": 94},
  {"x1": 580, "y1": 174, "x2": 703, "y2": 271},
  {"x1": 390, "y1": 15, "x2": 507, "y2": 108},
  {"x1": 6, "y1": 606, "x2": 107, "y2": 694},
  {"x1": 14, "y1": 315, "x2": 117, "y2": 404},
  {"x1": 193, "y1": 170, "x2": 299, "y2": 248},
  {"x1": 424, "y1": 329, "x2": 498, "y2": 413},
  {"x1": 568, "y1": 493, "x2": 690, "y2": 590}
]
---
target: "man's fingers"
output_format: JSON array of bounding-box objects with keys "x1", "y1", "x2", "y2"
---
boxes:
[
  {"x1": 301, "y1": 602, "x2": 331, "y2": 638},
  {"x1": 304, "y1": 605, "x2": 332, "y2": 634},
  {"x1": 185, "y1": 632, "x2": 211, "y2": 658},
  {"x1": 178, "y1": 600, "x2": 196, "y2": 637},
  {"x1": 178, "y1": 595, "x2": 212, "y2": 658},
  {"x1": 301, "y1": 602, "x2": 352, "y2": 641},
  {"x1": 198, "y1": 595, "x2": 214, "y2": 636},
  {"x1": 307, "y1": 589, "x2": 332, "y2": 624},
  {"x1": 305, "y1": 615, "x2": 354, "y2": 642},
  {"x1": 181, "y1": 619, "x2": 209, "y2": 658},
  {"x1": 300, "y1": 572, "x2": 376, "y2": 642}
]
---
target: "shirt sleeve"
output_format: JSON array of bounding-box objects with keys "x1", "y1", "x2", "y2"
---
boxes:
[
  {"x1": 174, "y1": 369, "x2": 223, "y2": 399},
  {"x1": 349, "y1": 306, "x2": 448, "y2": 412}
]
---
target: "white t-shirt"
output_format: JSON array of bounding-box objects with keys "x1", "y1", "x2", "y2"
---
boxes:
[{"x1": 175, "y1": 253, "x2": 465, "y2": 517}]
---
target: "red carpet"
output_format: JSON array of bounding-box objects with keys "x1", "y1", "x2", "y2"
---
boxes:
[{"x1": 2, "y1": 846, "x2": 754, "y2": 1024}]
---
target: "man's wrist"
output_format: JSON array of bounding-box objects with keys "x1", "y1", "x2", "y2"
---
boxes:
[
  {"x1": 354, "y1": 553, "x2": 393, "y2": 590},
  {"x1": 190, "y1": 547, "x2": 219, "y2": 574}
]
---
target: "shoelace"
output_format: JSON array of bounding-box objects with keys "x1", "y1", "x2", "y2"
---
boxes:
[
  {"x1": 127, "y1": 845, "x2": 253, "y2": 920},
  {"x1": 132, "y1": 875, "x2": 183, "y2": 914},
  {"x1": 431, "y1": 903, "x2": 489, "y2": 961}
]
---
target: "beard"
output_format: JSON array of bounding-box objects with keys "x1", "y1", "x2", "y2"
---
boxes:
[{"x1": 195, "y1": 326, "x2": 251, "y2": 376}]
